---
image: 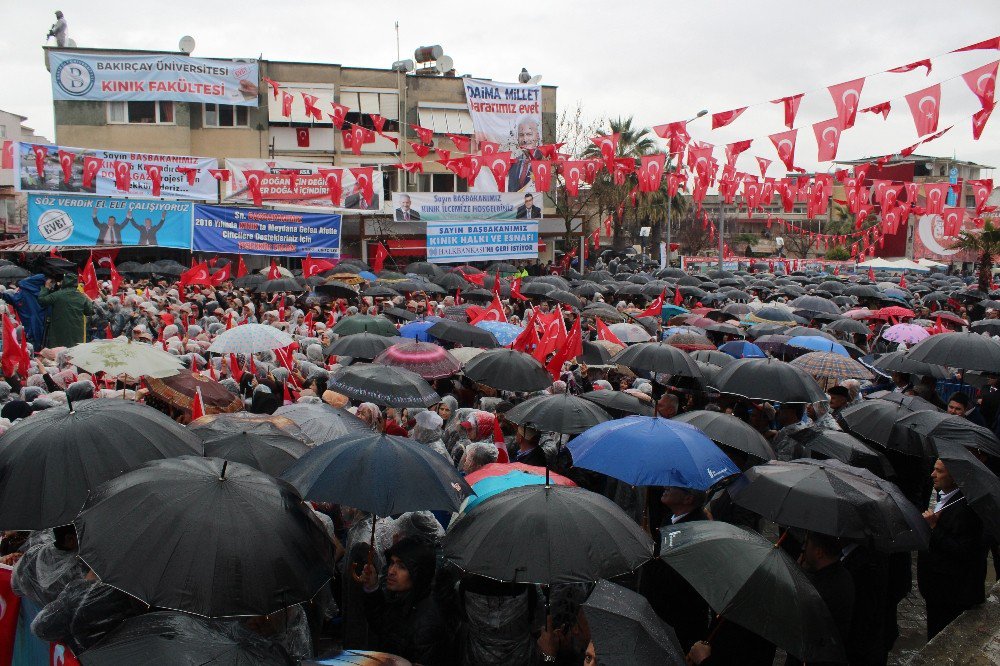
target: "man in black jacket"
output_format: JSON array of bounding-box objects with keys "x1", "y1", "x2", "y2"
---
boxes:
[
  {"x1": 130, "y1": 210, "x2": 167, "y2": 246},
  {"x1": 841, "y1": 542, "x2": 889, "y2": 665},
  {"x1": 917, "y1": 458, "x2": 989, "y2": 639}
]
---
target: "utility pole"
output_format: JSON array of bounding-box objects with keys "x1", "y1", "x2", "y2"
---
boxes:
[{"x1": 718, "y1": 198, "x2": 725, "y2": 269}]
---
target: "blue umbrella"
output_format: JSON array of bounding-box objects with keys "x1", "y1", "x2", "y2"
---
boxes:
[
  {"x1": 661, "y1": 304, "x2": 689, "y2": 320},
  {"x1": 399, "y1": 318, "x2": 439, "y2": 342},
  {"x1": 567, "y1": 416, "x2": 739, "y2": 489},
  {"x1": 787, "y1": 335, "x2": 850, "y2": 357},
  {"x1": 358, "y1": 271, "x2": 377, "y2": 282},
  {"x1": 718, "y1": 340, "x2": 766, "y2": 359},
  {"x1": 474, "y1": 321, "x2": 524, "y2": 346}
]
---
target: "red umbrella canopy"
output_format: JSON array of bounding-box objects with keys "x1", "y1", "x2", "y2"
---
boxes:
[
  {"x1": 372, "y1": 341, "x2": 461, "y2": 379},
  {"x1": 872, "y1": 306, "x2": 916, "y2": 320}
]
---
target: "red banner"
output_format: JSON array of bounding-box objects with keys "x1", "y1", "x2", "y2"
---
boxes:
[{"x1": 0, "y1": 565, "x2": 21, "y2": 666}]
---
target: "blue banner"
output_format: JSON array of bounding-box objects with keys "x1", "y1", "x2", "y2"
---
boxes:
[
  {"x1": 426, "y1": 220, "x2": 538, "y2": 264},
  {"x1": 193, "y1": 205, "x2": 341, "y2": 257},
  {"x1": 28, "y1": 194, "x2": 192, "y2": 248}
]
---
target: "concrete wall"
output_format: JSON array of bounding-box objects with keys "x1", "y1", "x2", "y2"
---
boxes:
[{"x1": 909, "y1": 583, "x2": 1000, "y2": 665}]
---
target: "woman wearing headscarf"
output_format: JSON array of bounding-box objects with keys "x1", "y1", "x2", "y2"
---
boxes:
[
  {"x1": 411, "y1": 411, "x2": 450, "y2": 460},
  {"x1": 435, "y1": 395, "x2": 458, "y2": 428},
  {"x1": 356, "y1": 403, "x2": 384, "y2": 432}
]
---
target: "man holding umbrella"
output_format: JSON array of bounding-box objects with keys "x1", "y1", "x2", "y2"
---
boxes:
[{"x1": 917, "y1": 459, "x2": 989, "y2": 639}]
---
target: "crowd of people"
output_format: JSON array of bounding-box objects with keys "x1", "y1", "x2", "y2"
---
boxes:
[{"x1": 0, "y1": 249, "x2": 998, "y2": 666}]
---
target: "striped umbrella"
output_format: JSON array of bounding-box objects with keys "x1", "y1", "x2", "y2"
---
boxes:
[
  {"x1": 459, "y1": 462, "x2": 576, "y2": 514},
  {"x1": 790, "y1": 351, "x2": 874, "y2": 390},
  {"x1": 372, "y1": 341, "x2": 461, "y2": 379}
]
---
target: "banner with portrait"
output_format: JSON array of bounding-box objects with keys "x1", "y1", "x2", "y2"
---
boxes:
[
  {"x1": 28, "y1": 194, "x2": 193, "y2": 248},
  {"x1": 390, "y1": 192, "x2": 541, "y2": 222},
  {"x1": 426, "y1": 220, "x2": 538, "y2": 264},
  {"x1": 192, "y1": 204, "x2": 341, "y2": 257},
  {"x1": 462, "y1": 78, "x2": 542, "y2": 193},
  {"x1": 224, "y1": 158, "x2": 384, "y2": 213}
]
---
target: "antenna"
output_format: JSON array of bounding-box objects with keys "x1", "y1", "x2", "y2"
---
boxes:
[
  {"x1": 528, "y1": 75, "x2": 542, "y2": 85},
  {"x1": 178, "y1": 36, "x2": 196, "y2": 54}
]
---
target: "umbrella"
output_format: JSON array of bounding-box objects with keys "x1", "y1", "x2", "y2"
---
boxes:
[
  {"x1": 256, "y1": 278, "x2": 305, "y2": 293},
  {"x1": 732, "y1": 459, "x2": 928, "y2": 551},
  {"x1": 906, "y1": 331, "x2": 1000, "y2": 372},
  {"x1": 567, "y1": 416, "x2": 739, "y2": 489},
  {"x1": 689, "y1": 350, "x2": 736, "y2": 367},
  {"x1": 442, "y1": 484, "x2": 654, "y2": 584},
  {"x1": 330, "y1": 315, "x2": 398, "y2": 337},
  {"x1": 324, "y1": 332, "x2": 398, "y2": 360},
  {"x1": 789, "y1": 295, "x2": 841, "y2": 315},
  {"x1": 611, "y1": 342, "x2": 702, "y2": 378},
  {"x1": 327, "y1": 364, "x2": 440, "y2": 407},
  {"x1": 362, "y1": 285, "x2": 401, "y2": 298},
  {"x1": 789, "y1": 351, "x2": 874, "y2": 390},
  {"x1": 233, "y1": 273, "x2": 265, "y2": 289},
  {"x1": 546, "y1": 289, "x2": 583, "y2": 309},
  {"x1": 281, "y1": 431, "x2": 472, "y2": 515},
  {"x1": 580, "y1": 390, "x2": 655, "y2": 416},
  {"x1": 970, "y1": 318, "x2": 1000, "y2": 336},
  {"x1": 0, "y1": 400, "x2": 203, "y2": 530},
  {"x1": 665, "y1": 332, "x2": 716, "y2": 352},
  {"x1": 608, "y1": 323, "x2": 654, "y2": 343},
  {"x1": 705, "y1": 322, "x2": 743, "y2": 337},
  {"x1": 373, "y1": 341, "x2": 461, "y2": 379},
  {"x1": 273, "y1": 403, "x2": 368, "y2": 443},
  {"x1": 787, "y1": 336, "x2": 850, "y2": 357},
  {"x1": 882, "y1": 323, "x2": 930, "y2": 345},
  {"x1": 824, "y1": 318, "x2": 871, "y2": 336},
  {"x1": 890, "y1": 410, "x2": 1000, "y2": 458},
  {"x1": 520, "y1": 281, "x2": 556, "y2": 297},
  {"x1": 460, "y1": 462, "x2": 576, "y2": 514},
  {"x1": 380, "y1": 306, "x2": 417, "y2": 322},
  {"x1": 190, "y1": 413, "x2": 313, "y2": 445},
  {"x1": 504, "y1": 393, "x2": 613, "y2": 434},
  {"x1": 398, "y1": 319, "x2": 437, "y2": 342},
  {"x1": 463, "y1": 349, "x2": 552, "y2": 392},
  {"x1": 869, "y1": 350, "x2": 950, "y2": 379},
  {"x1": 673, "y1": 410, "x2": 775, "y2": 462},
  {"x1": 789, "y1": 427, "x2": 894, "y2": 477},
  {"x1": 208, "y1": 324, "x2": 294, "y2": 356},
  {"x1": 836, "y1": 397, "x2": 935, "y2": 451},
  {"x1": 428, "y1": 319, "x2": 499, "y2": 348},
  {"x1": 582, "y1": 580, "x2": 686, "y2": 666},
  {"x1": 0, "y1": 265, "x2": 30, "y2": 280},
  {"x1": 75, "y1": 456, "x2": 334, "y2": 617},
  {"x1": 659, "y1": 521, "x2": 846, "y2": 664},
  {"x1": 144, "y1": 373, "x2": 243, "y2": 416},
  {"x1": 717, "y1": 341, "x2": 766, "y2": 359},
  {"x1": 474, "y1": 320, "x2": 524, "y2": 346},
  {"x1": 314, "y1": 280, "x2": 359, "y2": 299},
  {"x1": 78, "y1": 611, "x2": 290, "y2": 665},
  {"x1": 449, "y1": 346, "x2": 487, "y2": 365},
  {"x1": 713, "y1": 358, "x2": 827, "y2": 403},
  {"x1": 202, "y1": 431, "x2": 311, "y2": 476},
  {"x1": 303, "y1": 651, "x2": 411, "y2": 665},
  {"x1": 65, "y1": 338, "x2": 185, "y2": 379}
]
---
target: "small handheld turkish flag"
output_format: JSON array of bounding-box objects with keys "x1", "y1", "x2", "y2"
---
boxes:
[
  {"x1": 268, "y1": 260, "x2": 281, "y2": 280},
  {"x1": 236, "y1": 255, "x2": 248, "y2": 278},
  {"x1": 58, "y1": 150, "x2": 76, "y2": 184},
  {"x1": 372, "y1": 243, "x2": 389, "y2": 274},
  {"x1": 638, "y1": 288, "x2": 666, "y2": 317},
  {"x1": 191, "y1": 387, "x2": 205, "y2": 421},
  {"x1": 296, "y1": 127, "x2": 310, "y2": 148},
  {"x1": 80, "y1": 255, "x2": 100, "y2": 299}
]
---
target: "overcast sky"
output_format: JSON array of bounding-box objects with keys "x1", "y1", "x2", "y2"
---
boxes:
[{"x1": 4, "y1": 0, "x2": 999, "y2": 175}]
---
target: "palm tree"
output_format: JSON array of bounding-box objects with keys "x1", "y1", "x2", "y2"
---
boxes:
[{"x1": 951, "y1": 221, "x2": 1000, "y2": 292}]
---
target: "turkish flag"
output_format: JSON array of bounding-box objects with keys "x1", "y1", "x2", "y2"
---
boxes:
[
  {"x1": 973, "y1": 103, "x2": 994, "y2": 140},
  {"x1": 144, "y1": 164, "x2": 162, "y2": 196},
  {"x1": 58, "y1": 150, "x2": 76, "y2": 183},
  {"x1": 919, "y1": 182, "x2": 948, "y2": 216},
  {"x1": 236, "y1": 255, "x2": 248, "y2": 277},
  {"x1": 108, "y1": 261, "x2": 123, "y2": 294},
  {"x1": 318, "y1": 168, "x2": 343, "y2": 206},
  {"x1": 970, "y1": 179, "x2": 994, "y2": 214},
  {"x1": 771, "y1": 93, "x2": 804, "y2": 129},
  {"x1": 889, "y1": 59, "x2": 933, "y2": 75},
  {"x1": 350, "y1": 167, "x2": 375, "y2": 206},
  {"x1": 590, "y1": 133, "x2": 619, "y2": 160},
  {"x1": 638, "y1": 288, "x2": 667, "y2": 317},
  {"x1": 711, "y1": 107, "x2": 747, "y2": 130},
  {"x1": 951, "y1": 35, "x2": 1000, "y2": 52},
  {"x1": 181, "y1": 261, "x2": 212, "y2": 287},
  {"x1": 861, "y1": 101, "x2": 892, "y2": 120},
  {"x1": 32, "y1": 144, "x2": 48, "y2": 179},
  {"x1": 509, "y1": 276, "x2": 528, "y2": 301},
  {"x1": 546, "y1": 316, "x2": 583, "y2": 380},
  {"x1": 652, "y1": 121, "x2": 691, "y2": 155},
  {"x1": 828, "y1": 78, "x2": 865, "y2": 128},
  {"x1": 371, "y1": 242, "x2": 389, "y2": 273},
  {"x1": 191, "y1": 387, "x2": 206, "y2": 420},
  {"x1": 479, "y1": 140, "x2": 499, "y2": 156},
  {"x1": 446, "y1": 133, "x2": 471, "y2": 151},
  {"x1": 1, "y1": 314, "x2": 24, "y2": 378},
  {"x1": 177, "y1": 166, "x2": 198, "y2": 186},
  {"x1": 559, "y1": 161, "x2": 582, "y2": 196},
  {"x1": 511, "y1": 310, "x2": 539, "y2": 352},
  {"x1": 531, "y1": 160, "x2": 553, "y2": 192},
  {"x1": 769, "y1": 128, "x2": 798, "y2": 171},
  {"x1": 262, "y1": 77, "x2": 280, "y2": 98},
  {"x1": 228, "y1": 354, "x2": 244, "y2": 381},
  {"x1": 0, "y1": 140, "x2": 13, "y2": 170},
  {"x1": 962, "y1": 60, "x2": 998, "y2": 110},
  {"x1": 296, "y1": 127, "x2": 310, "y2": 148},
  {"x1": 487, "y1": 152, "x2": 512, "y2": 192},
  {"x1": 395, "y1": 161, "x2": 424, "y2": 174},
  {"x1": 904, "y1": 84, "x2": 941, "y2": 137},
  {"x1": 208, "y1": 168, "x2": 230, "y2": 182},
  {"x1": 469, "y1": 293, "x2": 508, "y2": 324},
  {"x1": 812, "y1": 117, "x2": 844, "y2": 162},
  {"x1": 409, "y1": 141, "x2": 431, "y2": 158},
  {"x1": 595, "y1": 317, "x2": 624, "y2": 346},
  {"x1": 638, "y1": 154, "x2": 665, "y2": 193},
  {"x1": 242, "y1": 170, "x2": 266, "y2": 206},
  {"x1": 0, "y1": 564, "x2": 21, "y2": 665},
  {"x1": 942, "y1": 207, "x2": 964, "y2": 236},
  {"x1": 280, "y1": 91, "x2": 294, "y2": 117},
  {"x1": 268, "y1": 259, "x2": 281, "y2": 280},
  {"x1": 369, "y1": 114, "x2": 387, "y2": 133},
  {"x1": 410, "y1": 124, "x2": 434, "y2": 144},
  {"x1": 329, "y1": 103, "x2": 350, "y2": 129},
  {"x1": 301, "y1": 93, "x2": 322, "y2": 121},
  {"x1": 210, "y1": 262, "x2": 231, "y2": 286},
  {"x1": 112, "y1": 161, "x2": 132, "y2": 192},
  {"x1": 302, "y1": 254, "x2": 336, "y2": 278},
  {"x1": 724, "y1": 140, "x2": 752, "y2": 166},
  {"x1": 81, "y1": 255, "x2": 100, "y2": 299}
]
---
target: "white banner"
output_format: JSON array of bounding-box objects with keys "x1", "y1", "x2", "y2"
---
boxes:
[
  {"x1": 463, "y1": 78, "x2": 542, "y2": 193},
  {"x1": 391, "y1": 191, "x2": 539, "y2": 221},
  {"x1": 426, "y1": 220, "x2": 538, "y2": 264},
  {"x1": 225, "y1": 158, "x2": 384, "y2": 213}
]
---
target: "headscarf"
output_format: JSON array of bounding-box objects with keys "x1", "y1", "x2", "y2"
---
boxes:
[
  {"x1": 356, "y1": 403, "x2": 382, "y2": 430},
  {"x1": 21, "y1": 386, "x2": 44, "y2": 403},
  {"x1": 437, "y1": 395, "x2": 458, "y2": 424},
  {"x1": 0, "y1": 381, "x2": 12, "y2": 404}
]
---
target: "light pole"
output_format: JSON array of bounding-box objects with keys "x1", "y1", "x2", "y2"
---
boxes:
[
  {"x1": 664, "y1": 109, "x2": 708, "y2": 268},
  {"x1": 718, "y1": 198, "x2": 725, "y2": 269}
]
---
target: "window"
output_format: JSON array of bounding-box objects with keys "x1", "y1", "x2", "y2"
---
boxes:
[
  {"x1": 204, "y1": 103, "x2": 249, "y2": 127},
  {"x1": 966, "y1": 195, "x2": 976, "y2": 209},
  {"x1": 416, "y1": 172, "x2": 468, "y2": 193},
  {"x1": 340, "y1": 90, "x2": 400, "y2": 133},
  {"x1": 107, "y1": 101, "x2": 174, "y2": 124}
]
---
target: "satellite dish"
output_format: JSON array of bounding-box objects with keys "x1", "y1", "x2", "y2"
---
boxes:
[
  {"x1": 528, "y1": 75, "x2": 542, "y2": 84},
  {"x1": 436, "y1": 55, "x2": 454, "y2": 74},
  {"x1": 179, "y1": 36, "x2": 196, "y2": 54},
  {"x1": 66, "y1": 38, "x2": 77, "y2": 48}
]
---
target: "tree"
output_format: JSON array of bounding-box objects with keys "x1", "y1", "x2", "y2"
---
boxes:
[
  {"x1": 550, "y1": 102, "x2": 602, "y2": 248},
  {"x1": 951, "y1": 220, "x2": 1000, "y2": 292},
  {"x1": 675, "y1": 211, "x2": 712, "y2": 256}
]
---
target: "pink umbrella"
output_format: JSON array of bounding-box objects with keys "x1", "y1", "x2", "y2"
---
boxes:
[
  {"x1": 882, "y1": 323, "x2": 930, "y2": 345},
  {"x1": 373, "y1": 341, "x2": 461, "y2": 379}
]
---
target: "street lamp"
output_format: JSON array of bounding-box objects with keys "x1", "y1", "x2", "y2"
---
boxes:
[{"x1": 664, "y1": 109, "x2": 708, "y2": 268}]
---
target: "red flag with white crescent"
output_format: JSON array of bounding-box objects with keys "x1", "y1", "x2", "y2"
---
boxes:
[
  {"x1": 296, "y1": 127, "x2": 310, "y2": 148},
  {"x1": 961, "y1": 60, "x2": 998, "y2": 110},
  {"x1": 177, "y1": 166, "x2": 198, "y2": 186},
  {"x1": 469, "y1": 293, "x2": 508, "y2": 324},
  {"x1": 0, "y1": 140, "x2": 13, "y2": 170},
  {"x1": 350, "y1": 167, "x2": 375, "y2": 205},
  {"x1": 904, "y1": 84, "x2": 941, "y2": 137},
  {"x1": 711, "y1": 107, "x2": 747, "y2": 130},
  {"x1": 58, "y1": 150, "x2": 76, "y2": 183},
  {"x1": 769, "y1": 129, "x2": 798, "y2": 171},
  {"x1": 479, "y1": 140, "x2": 499, "y2": 156},
  {"x1": 329, "y1": 103, "x2": 350, "y2": 129},
  {"x1": 208, "y1": 168, "x2": 230, "y2": 182},
  {"x1": 410, "y1": 124, "x2": 434, "y2": 144},
  {"x1": 771, "y1": 93, "x2": 804, "y2": 129},
  {"x1": 590, "y1": 133, "x2": 619, "y2": 160},
  {"x1": 595, "y1": 318, "x2": 624, "y2": 346},
  {"x1": 31, "y1": 144, "x2": 48, "y2": 179},
  {"x1": 80, "y1": 255, "x2": 100, "y2": 299},
  {"x1": 446, "y1": 133, "x2": 470, "y2": 151},
  {"x1": 487, "y1": 152, "x2": 512, "y2": 192},
  {"x1": 531, "y1": 160, "x2": 552, "y2": 192},
  {"x1": 828, "y1": 78, "x2": 865, "y2": 128},
  {"x1": 638, "y1": 288, "x2": 666, "y2": 317},
  {"x1": 812, "y1": 117, "x2": 844, "y2": 162},
  {"x1": 144, "y1": 164, "x2": 162, "y2": 196},
  {"x1": 281, "y1": 91, "x2": 294, "y2": 117},
  {"x1": 973, "y1": 104, "x2": 994, "y2": 140},
  {"x1": 242, "y1": 170, "x2": 266, "y2": 206},
  {"x1": 318, "y1": 168, "x2": 343, "y2": 206},
  {"x1": 191, "y1": 387, "x2": 206, "y2": 420},
  {"x1": 301, "y1": 93, "x2": 322, "y2": 121}
]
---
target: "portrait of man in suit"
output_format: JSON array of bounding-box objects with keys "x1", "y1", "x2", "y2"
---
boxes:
[
  {"x1": 515, "y1": 193, "x2": 541, "y2": 220},
  {"x1": 92, "y1": 205, "x2": 131, "y2": 246},
  {"x1": 507, "y1": 117, "x2": 543, "y2": 192},
  {"x1": 130, "y1": 210, "x2": 167, "y2": 246},
  {"x1": 394, "y1": 194, "x2": 421, "y2": 221}
]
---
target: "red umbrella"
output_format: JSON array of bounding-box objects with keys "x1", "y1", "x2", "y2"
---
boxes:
[
  {"x1": 372, "y1": 341, "x2": 461, "y2": 379},
  {"x1": 871, "y1": 306, "x2": 915, "y2": 320}
]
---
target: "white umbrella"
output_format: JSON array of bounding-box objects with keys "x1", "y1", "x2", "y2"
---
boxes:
[
  {"x1": 449, "y1": 346, "x2": 487, "y2": 365},
  {"x1": 208, "y1": 323, "x2": 294, "y2": 355},
  {"x1": 65, "y1": 338, "x2": 184, "y2": 379}
]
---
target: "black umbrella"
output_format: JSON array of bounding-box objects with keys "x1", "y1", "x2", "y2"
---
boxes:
[
  {"x1": 461, "y1": 288, "x2": 496, "y2": 303},
  {"x1": 328, "y1": 363, "x2": 440, "y2": 407},
  {"x1": 78, "y1": 611, "x2": 291, "y2": 665},
  {"x1": 580, "y1": 390, "x2": 655, "y2": 416},
  {"x1": 406, "y1": 261, "x2": 441, "y2": 276},
  {"x1": 75, "y1": 456, "x2": 334, "y2": 618},
  {"x1": 935, "y1": 440, "x2": 1000, "y2": 540},
  {"x1": 673, "y1": 410, "x2": 775, "y2": 463},
  {"x1": 272, "y1": 403, "x2": 369, "y2": 447},
  {"x1": 232, "y1": 273, "x2": 265, "y2": 289},
  {"x1": 462, "y1": 348, "x2": 552, "y2": 392},
  {"x1": 789, "y1": 427, "x2": 894, "y2": 477},
  {"x1": 970, "y1": 319, "x2": 1000, "y2": 336},
  {"x1": 689, "y1": 350, "x2": 736, "y2": 367},
  {"x1": 188, "y1": 413, "x2": 312, "y2": 445},
  {"x1": 521, "y1": 281, "x2": 556, "y2": 297},
  {"x1": 869, "y1": 350, "x2": 950, "y2": 380},
  {"x1": 0, "y1": 264, "x2": 30, "y2": 280},
  {"x1": 427, "y1": 319, "x2": 499, "y2": 348},
  {"x1": 582, "y1": 580, "x2": 686, "y2": 666},
  {"x1": 0, "y1": 400, "x2": 204, "y2": 530},
  {"x1": 659, "y1": 521, "x2": 845, "y2": 664},
  {"x1": 836, "y1": 398, "x2": 935, "y2": 453},
  {"x1": 712, "y1": 358, "x2": 827, "y2": 404},
  {"x1": 361, "y1": 284, "x2": 400, "y2": 299},
  {"x1": 578, "y1": 340, "x2": 614, "y2": 366},
  {"x1": 504, "y1": 393, "x2": 613, "y2": 434},
  {"x1": 381, "y1": 306, "x2": 417, "y2": 322},
  {"x1": 323, "y1": 331, "x2": 398, "y2": 360},
  {"x1": 256, "y1": 278, "x2": 305, "y2": 293},
  {"x1": 906, "y1": 331, "x2": 1000, "y2": 371},
  {"x1": 313, "y1": 280, "x2": 358, "y2": 299},
  {"x1": 612, "y1": 342, "x2": 703, "y2": 378},
  {"x1": 202, "y1": 432, "x2": 311, "y2": 477},
  {"x1": 281, "y1": 431, "x2": 471, "y2": 515},
  {"x1": 435, "y1": 272, "x2": 469, "y2": 290},
  {"x1": 442, "y1": 484, "x2": 654, "y2": 584},
  {"x1": 546, "y1": 289, "x2": 583, "y2": 309},
  {"x1": 891, "y1": 410, "x2": 1000, "y2": 458},
  {"x1": 732, "y1": 459, "x2": 928, "y2": 551}
]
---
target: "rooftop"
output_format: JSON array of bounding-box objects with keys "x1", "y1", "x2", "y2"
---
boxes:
[{"x1": 834, "y1": 153, "x2": 993, "y2": 170}]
